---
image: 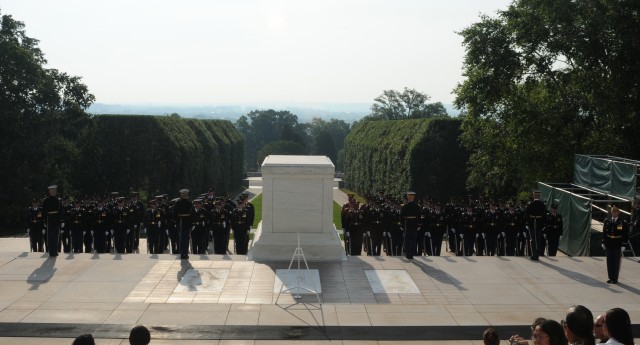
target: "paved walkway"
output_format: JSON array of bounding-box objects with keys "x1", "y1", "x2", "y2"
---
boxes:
[{"x1": 1, "y1": 236, "x2": 640, "y2": 344}]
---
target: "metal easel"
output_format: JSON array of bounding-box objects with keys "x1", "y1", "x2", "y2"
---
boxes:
[{"x1": 275, "y1": 233, "x2": 322, "y2": 304}]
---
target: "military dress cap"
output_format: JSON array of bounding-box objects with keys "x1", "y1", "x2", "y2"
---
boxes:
[
  {"x1": 48, "y1": 185, "x2": 58, "y2": 189},
  {"x1": 406, "y1": 191, "x2": 416, "y2": 196},
  {"x1": 148, "y1": 200, "x2": 157, "y2": 205},
  {"x1": 193, "y1": 199, "x2": 203, "y2": 204},
  {"x1": 179, "y1": 189, "x2": 189, "y2": 194},
  {"x1": 111, "y1": 192, "x2": 119, "y2": 196},
  {"x1": 130, "y1": 191, "x2": 138, "y2": 195},
  {"x1": 116, "y1": 197, "x2": 125, "y2": 202},
  {"x1": 155, "y1": 195, "x2": 164, "y2": 199}
]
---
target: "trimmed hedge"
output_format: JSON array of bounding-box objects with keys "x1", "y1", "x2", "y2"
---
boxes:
[
  {"x1": 343, "y1": 118, "x2": 468, "y2": 202},
  {"x1": 74, "y1": 115, "x2": 244, "y2": 198}
]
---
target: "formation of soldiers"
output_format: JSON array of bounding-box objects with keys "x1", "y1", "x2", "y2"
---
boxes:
[
  {"x1": 28, "y1": 186, "x2": 254, "y2": 259},
  {"x1": 341, "y1": 190, "x2": 564, "y2": 259}
]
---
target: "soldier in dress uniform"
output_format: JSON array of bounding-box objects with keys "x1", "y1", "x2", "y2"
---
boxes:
[
  {"x1": 129, "y1": 192, "x2": 144, "y2": 251},
  {"x1": 525, "y1": 190, "x2": 546, "y2": 261},
  {"x1": 427, "y1": 202, "x2": 447, "y2": 256},
  {"x1": 348, "y1": 201, "x2": 365, "y2": 255},
  {"x1": 545, "y1": 204, "x2": 563, "y2": 256},
  {"x1": 368, "y1": 200, "x2": 385, "y2": 256},
  {"x1": 112, "y1": 197, "x2": 130, "y2": 254},
  {"x1": 341, "y1": 195, "x2": 352, "y2": 255},
  {"x1": 144, "y1": 200, "x2": 163, "y2": 254},
  {"x1": 503, "y1": 202, "x2": 521, "y2": 256},
  {"x1": 484, "y1": 201, "x2": 502, "y2": 256},
  {"x1": 459, "y1": 204, "x2": 479, "y2": 256},
  {"x1": 59, "y1": 195, "x2": 72, "y2": 253},
  {"x1": 42, "y1": 185, "x2": 63, "y2": 257},
  {"x1": 231, "y1": 199, "x2": 250, "y2": 255},
  {"x1": 401, "y1": 191, "x2": 420, "y2": 259},
  {"x1": 174, "y1": 189, "x2": 194, "y2": 259},
  {"x1": 602, "y1": 205, "x2": 629, "y2": 284},
  {"x1": 446, "y1": 199, "x2": 461, "y2": 253},
  {"x1": 191, "y1": 199, "x2": 209, "y2": 254},
  {"x1": 68, "y1": 199, "x2": 87, "y2": 253},
  {"x1": 27, "y1": 198, "x2": 46, "y2": 252},
  {"x1": 84, "y1": 199, "x2": 96, "y2": 253},
  {"x1": 418, "y1": 200, "x2": 430, "y2": 256},
  {"x1": 388, "y1": 199, "x2": 404, "y2": 256},
  {"x1": 211, "y1": 199, "x2": 229, "y2": 254},
  {"x1": 93, "y1": 198, "x2": 111, "y2": 253}
]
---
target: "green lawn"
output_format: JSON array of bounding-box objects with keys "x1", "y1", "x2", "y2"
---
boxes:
[
  {"x1": 251, "y1": 193, "x2": 262, "y2": 228},
  {"x1": 333, "y1": 201, "x2": 343, "y2": 230}
]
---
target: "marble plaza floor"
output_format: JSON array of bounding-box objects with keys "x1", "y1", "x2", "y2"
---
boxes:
[{"x1": 1, "y1": 238, "x2": 640, "y2": 344}]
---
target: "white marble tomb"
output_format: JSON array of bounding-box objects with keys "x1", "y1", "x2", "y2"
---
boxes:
[{"x1": 248, "y1": 155, "x2": 346, "y2": 261}]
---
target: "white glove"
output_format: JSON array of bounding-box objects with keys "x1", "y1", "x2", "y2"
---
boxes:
[
  {"x1": 83, "y1": 231, "x2": 86, "y2": 235},
  {"x1": 526, "y1": 226, "x2": 529, "y2": 230},
  {"x1": 426, "y1": 232, "x2": 431, "y2": 238},
  {"x1": 158, "y1": 221, "x2": 162, "y2": 228},
  {"x1": 482, "y1": 233, "x2": 486, "y2": 239},
  {"x1": 451, "y1": 228, "x2": 456, "y2": 234},
  {"x1": 523, "y1": 232, "x2": 527, "y2": 239},
  {"x1": 27, "y1": 228, "x2": 30, "y2": 235},
  {"x1": 110, "y1": 229, "x2": 114, "y2": 235},
  {"x1": 602, "y1": 244, "x2": 606, "y2": 250},
  {"x1": 501, "y1": 232, "x2": 506, "y2": 237},
  {"x1": 126, "y1": 229, "x2": 130, "y2": 234},
  {"x1": 166, "y1": 229, "x2": 169, "y2": 236},
  {"x1": 543, "y1": 234, "x2": 547, "y2": 239},
  {"x1": 91, "y1": 230, "x2": 94, "y2": 235},
  {"x1": 383, "y1": 232, "x2": 388, "y2": 236},
  {"x1": 42, "y1": 229, "x2": 46, "y2": 234},
  {"x1": 143, "y1": 228, "x2": 147, "y2": 234},
  {"x1": 559, "y1": 236, "x2": 563, "y2": 240},
  {"x1": 61, "y1": 222, "x2": 65, "y2": 228},
  {"x1": 222, "y1": 221, "x2": 226, "y2": 227},
  {"x1": 621, "y1": 246, "x2": 626, "y2": 251},
  {"x1": 460, "y1": 234, "x2": 464, "y2": 239},
  {"x1": 105, "y1": 231, "x2": 109, "y2": 236},
  {"x1": 134, "y1": 224, "x2": 138, "y2": 229},
  {"x1": 367, "y1": 231, "x2": 371, "y2": 236},
  {"x1": 210, "y1": 231, "x2": 213, "y2": 237},
  {"x1": 60, "y1": 230, "x2": 65, "y2": 234},
  {"x1": 476, "y1": 234, "x2": 479, "y2": 238},
  {"x1": 345, "y1": 232, "x2": 350, "y2": 238}
]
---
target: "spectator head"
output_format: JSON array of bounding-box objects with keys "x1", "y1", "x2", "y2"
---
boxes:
[
  {"x1": 129, "y1": 325, "x2": 150, "y2": 345},
  {"x1": 72, "y1": 334, "x2": 95, "y2": 345},
  {"x1": 483, "y1": 327, "x2": 499, "y2": 345},
  {"x1": 594, "y1": 314, "x2": 608, "y2": 343},
  {"x1": 536, "y1": 320, "x2": 566, "y2": 345},
  {"x1": 604, "y1": 308, "x2": 634, "y2": 345},
  {"x1": 564, "y1": 305, "x2": 595, "y2": 345}
]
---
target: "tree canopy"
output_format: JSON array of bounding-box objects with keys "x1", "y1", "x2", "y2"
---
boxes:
[
  {"x1": 454, "y1": 0, "x2": 640, "y2": 197},
  {"x1": 0, "y1": 11, "x2": 95, "y2": 228},
  {"x1": 368, "y1": 88, "x2": 449, "y2": 120}
]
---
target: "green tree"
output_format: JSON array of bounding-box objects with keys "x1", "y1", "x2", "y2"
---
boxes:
[
  {"x1": 369, "y1": 88, "x2": 449, "y2": 120},
  {"x1": 0, "y1": 11, "x2": 95, "y2": 230},
  {"x1": 235, "y1": 109, "x2": 306, "y2": 170},
  {"x1": 313, "y1": 130, "x2": 338, "y2": 165},
  {"x1": 455, "y1": 0, "x2": 640, "y2": 197},
  {"x1": 257, "y1": 140, "x2": 306, "y2": 165},
  {"x1": 307, "y1": 117, "x2": 351, "y2": 170}
]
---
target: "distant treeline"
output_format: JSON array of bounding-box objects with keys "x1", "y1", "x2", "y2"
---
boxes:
[{"x1": 344, "y1": 118, "x2": 468, "y2": 202}]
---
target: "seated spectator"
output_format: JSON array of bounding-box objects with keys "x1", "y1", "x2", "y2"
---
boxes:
[
  {"x1": 510, "y1": 317, "x2": 547, "y2": 345},
  {"x1": 129, "y1": 324, "x2": 151, "y2": 345},
  {"x1": 603, "y1": 308, "x2": 634, "y2": 345},
  {"x1": 484, "y1": 327, "x2": 500, "y2": 345},
  {"x1": 535, "y1": 320, "x2": 566, "y2": 345},
  {"x1": 563, "y1": 305, "x2": 596, "y2": 345},
  {"x1": 72, "y1": 333, "x2": 95, "y2": 345},
  {"x1": 595, "y1": 314, "x2": 610, "y2": 344}
]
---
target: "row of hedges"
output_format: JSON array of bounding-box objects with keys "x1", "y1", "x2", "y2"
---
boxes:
[
  {"x1": 343, "y1": 118, "x2": 468, "y2": 202},
  {"x1": 73, "y1": 115, "x2": 244, "y2": 199}
]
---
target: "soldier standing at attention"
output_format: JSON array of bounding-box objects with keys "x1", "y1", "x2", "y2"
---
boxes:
[
  {"x1": 144, "y1": 200, "x2": 163, "y2": 254},
  {"x1": 191, "y1": 199, "x2": 209, "y2": 254},
  {"x1": 42, "y1": 185, "x2": 62, "y2": 257},
  {"x1": 27, "y1": 198, "x2": 46, "y2": 252},
  {"x1": 602, "y1": 205, "x2": 629, "y2": 284},
  {"x1": 174, "y1": 189, "x2": 193, "y2": 259},
  {"x1": 93, "y1": 198, "x2": 111, "y2": 254},
  {"x1": 112, "y1": 197, "x2": 130, "y2": 254},
  {"x1": 401, "y1": 191, "x2": 420, "y2": 259},
  {"x1": 503, "y1": 202, "x2": 521, "y2": 256},
  {"x1": 231, "y1": 199, "x2": 250, "y2": 255},
  {"x1": 428, "y1": 202, "x2": 447, "y2": 256},
  {"x1": 525, "y1": 190, "x2": 546, "y2": 261},
  {"x1": 545, "y1": 204, "x2": 563, "y2": 256},
  {"x1": 211, "y1": 199, "x2": 229, "y2": 254},
  {"x1": 68, "y1": 199, "x2": 87, "y2": 253}
]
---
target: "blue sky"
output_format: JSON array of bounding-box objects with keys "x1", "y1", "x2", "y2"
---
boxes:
[{"x1": 2, "y1": 0, "x2": 512, "y2": 105}]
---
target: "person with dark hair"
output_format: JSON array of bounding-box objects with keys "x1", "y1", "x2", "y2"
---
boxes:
[
  {"x1": 564, "y1": 305, "x2": 596, "y2": 345},
  {"x1": 603, "y1": 308, "x2": 634, "y2": 345},
  {"x1": 483, "y1": 327, "x2": 500, "y2": 345},
  {"x1": 594, "y1": 314, "x2": 609, "y2": 344},
  {"x1": 536, "y1": 320, "x2": 567, "y2": 345},
  {"x1": 510, "y1": 317, "x2": 547, "y2": 345},
  {"x1": 72, "y1": 333, "x2": 95, "y2": 345},
  {"x1": 129, "y1": 324, "x2": 150, "y2": 345}
]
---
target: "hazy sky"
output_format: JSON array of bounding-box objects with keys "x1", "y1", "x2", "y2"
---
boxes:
[{"x1": 2, "y1": 0, "x2": 512, "y2": 105}]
